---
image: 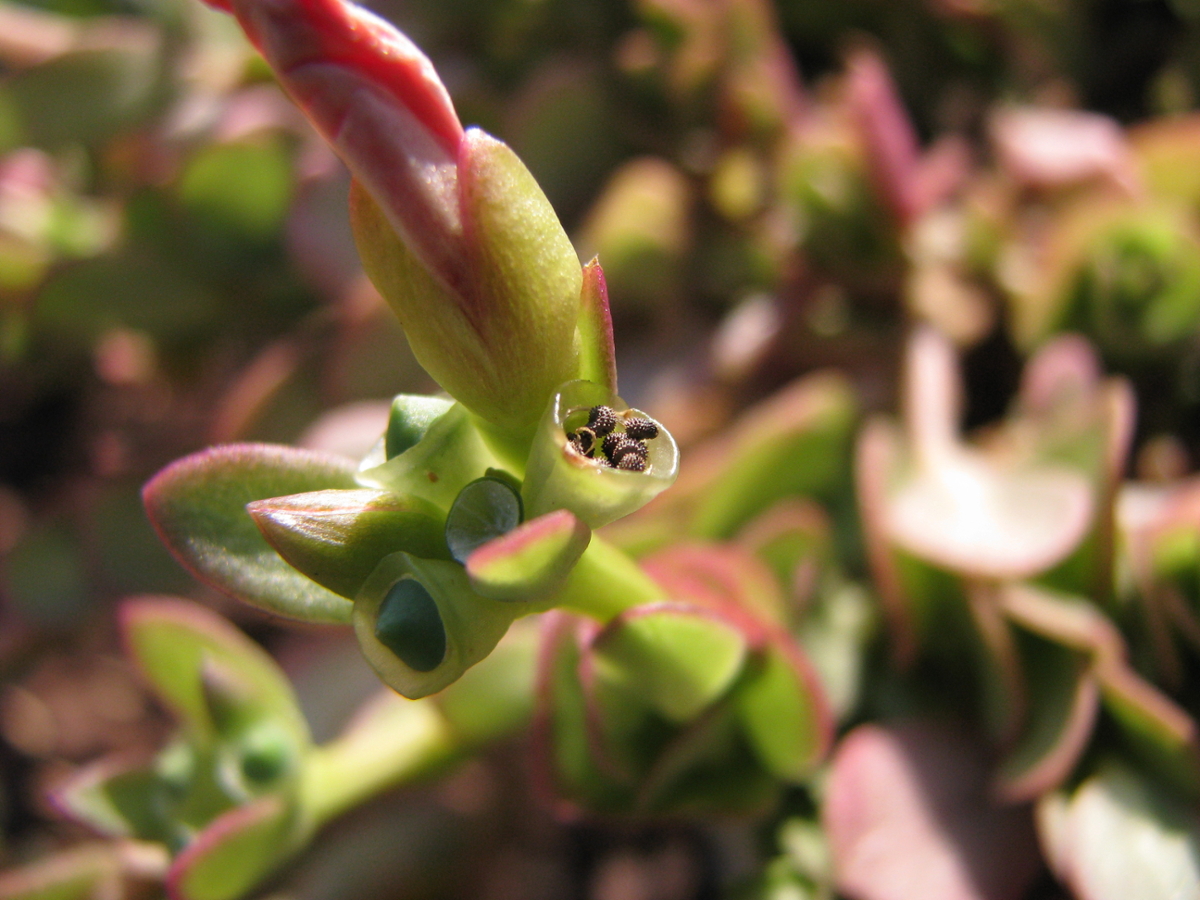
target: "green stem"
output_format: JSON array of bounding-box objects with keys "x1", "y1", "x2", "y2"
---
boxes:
[
  {"x1": 301, "y1": 695, "x2": 454, "y2": 828},
  {"x1": 554, "y1": 536, "x2": 666, "y2": 621}
]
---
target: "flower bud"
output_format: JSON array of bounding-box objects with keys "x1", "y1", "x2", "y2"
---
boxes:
[{"x1": 211, "y1": 0, "x2": 600, "y2": 452}]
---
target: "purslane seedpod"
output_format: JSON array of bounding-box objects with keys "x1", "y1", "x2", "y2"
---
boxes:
[
  {"x1": 352, "y1": 552, "x2": 529, "y2": 699},
  {"x1": 523, "y1": 380, "x2": 678, "y2": 528}
]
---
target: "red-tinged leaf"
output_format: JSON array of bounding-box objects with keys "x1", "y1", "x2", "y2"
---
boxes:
[
  {"x1": 886, "y1": 452, "x2": 1094, "y2": 580},
  {"x1": 845, "y1": 49, "x2": 922, "y2": 227},
  {"x1": 222, "y1": 0, "x2": 468, "y2": 300},
  {"x1": 824, "y1": 722, "x2": 1041, "y2": 900},
  {"x1": 576, "y1": 258, "x2": 617, "y2": 394},
  {"x1": 529, "y1": 612, "x2": 626, "y2": 817},
  {"x1": 51, "y1": 754, "x2": 171, "y2": 842},
  {"x1": 999, "y1": 584, "x2": 1124, "y2": 663},
  {"x1": 143, "y1": 443, "x2": 359, "y2": 624},
  {"x1": 1016, "y1": 333, "x2": 1103, "y2": 415},
  {"x1": 736, "y1": 498, "x2": 832, "y2": 616},
  {"x1": 990, "y1": 107, "x2": 1136, "y2": 194},
  {"x1": 736, "y1": 638, "x2": 832, "y2": 782},
  {"x1": 248, "y1": 488, "x2": 449, "y2": 600},
  {"x1": 1095, "y1": 661, "x2": 1200, "y2": 796},
  {"x1": 641, "y1": 541, "x2": 785, "y2": 629},
  {"x1": 167, "y1": 795, "x2": 298, "y2": 900},
  {"x1": 466, "y1": 509, "x2": 591, "y2": 601},
  {"x1": 888, "y1": 327, "x2": 1095, "y2": 581},
  {"x1": 689, "y1": 373, "x2": 857, "y2": 540},
  {"x1": 120, "y1": 597, "x2": 307, "y2": 747},
  {"x1": 993, "y1": 632, "x2": 1099, "y2": 803}
]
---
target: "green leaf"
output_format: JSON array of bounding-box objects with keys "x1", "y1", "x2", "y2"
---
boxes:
[
  {"x1": 445, "y1": 477, "x2": 523, "y2": 564},
  {"x1": 1096, "y1": 662, "x2": 1200, "y2": 796},
  {"x1": 575, "y1": 258, "x2": 617, "y2": 394},
  {"x1": 994, "y1": 631, "x2": 1098, "y2": 802},
  {"x1": 1039, "y1": 761, "x2": 1200, "y2": 900},
  {"x1": 143, "y1": 443, "x2": 358, "y2": 624},
  {"x1": 53, "y1": 758, "x2": 175, "y2": 843},
  {"x1": 120, "y1": 597, "x2": 308, "y2": 749},
  {"x1": 522, "y1": 380, "x2": 678, "y2": 528},
  {"x1": 352, "y1": 553, "x2": 524, "y2": 699},
  {"x1": 248, "y1": 489, "x2": 449, "y2": 599},
  {"x1": 691, "y1": 373, "x2": 856, "y2": 540},
  {"x1": 436, "y1": 619, "x2": 539, "y2": 745},
  {"x1": 167, "y1": 796, "x2": 299, "y2": 900},
  {"x1": 178, "y1": 140, "x2": 293, "y2": 240},
  {"x1": 5, "y1": 41, "x2": 165, "y2": 149},
  {"x1": 737, "y1": 642, "x2": 831, "y2": 782},
  {"x1": 466, "y1": 509, "x2": 591, "y2": 601},
  {"x1": 457, "y1": 129, "x2": 585, "y2": 436},
  {"x1": 797, "y1": 582, "x2": 875, "y2": 724},
  {"x1": 591, "y1": 606, "x2": 747, "y2": 724},
  {"x1": 385, "y1": 395, "x2": 454, "y2": 460},
  {"x1": 357, "y1": 402, "x2": 502, "y2": 510},
  {"x1": 350, "y1": 129, "x2": 583, "y2": 448}
]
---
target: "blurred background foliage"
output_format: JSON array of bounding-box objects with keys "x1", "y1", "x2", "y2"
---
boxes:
[{"x1": 7, "y1": 0, "x2": 1200, "y2": 896}]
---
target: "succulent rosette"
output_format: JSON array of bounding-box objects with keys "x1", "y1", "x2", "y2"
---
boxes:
[{"x1": 144, "y1": 0, "x2": 677, "y2": 701}]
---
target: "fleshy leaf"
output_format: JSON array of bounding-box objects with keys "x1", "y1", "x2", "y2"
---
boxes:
[
  {"x1": 465, "y1": 509, "x2": 591, "y2": 601},
  {"x1": 1038, "y1": 761, "x2": 1200, "y2": 900},
  {"x1": 999, "y1": 584, "x2": 1124, "y2": 662},
  {"x1": 248, "y1": 488, "x2": 448, "y2": 599},
  {"x1": 886, "y1": 451, "x2": 1094, "y2": 580},
  {"x1": 53, "y1": 756, "x2": 174, "y2": 843},
  {"x1": 357, "y1": 401, "x2": 501, "y2": 509},
  {"x1": 435, "y1": 618, "x2": 539, "y2": 745},
  {"x1": 575, "y1": 258, "x2": 617, "y2": 395},
  {"x1": 352, "y1": 552, "x2": 524, "y2": 698},
  {"x1": 736, "y1": 641, "x2": 832, "y2": 782},
  {"x1": 445, "y1": 476, "x2": 523, "y2": 564},
  {"x1": 351, "y1": 129, "x2": 584, "y2": 450},
  {"x1": 523, "y1": 380, "x2": 678, "y2": 528},
  {"x1": 385, "y1": 395, "x2": 455, "y2": 460},
  {"x1": 1095, "y1": 662, "x2": 1200, "y2": 796},
  {"x1": 824, "y1": 722, "x2": 1041, "y2": 900},
  {"x1": 994, "y1": 631, "x2": 1099, "y2": 802},
  {"x1": 690, "y1": 373, "x2": 857, "y2": 540},
  {"x1": 120, "y1": 597, "x2": 308, "y2": 748},
  {"x1": 590, "y1": 604, "x2": 747, "y2": 724},
  {"x1": 143, "y1": 444, "x2": 358, "y2": 624},
  {"x1": 167, "y1": 796, "x2": 299, "y2": 900},
  {"x1": 640, "y1": 542, "x2": 786, "y2": 629}
]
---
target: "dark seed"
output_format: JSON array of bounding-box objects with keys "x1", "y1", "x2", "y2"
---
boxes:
[
  {"x1": 573, "y1": 427, "x2": 596, "y2": 456},
  {"x1": 601, "y1": 432, "x2": 624, "y2": 458},
  {"x1": 608, "y1": 436, "x2": 647, "y2": 464},
  {"x1": 624, "y1": 417, "x2": 659, "y2": 440},
  {"x1": 617, "y1": 454, "x2": 646, "y2": 471},
  {"x1": 587, "y1": 405, "x2": 618, "y2": 436}
]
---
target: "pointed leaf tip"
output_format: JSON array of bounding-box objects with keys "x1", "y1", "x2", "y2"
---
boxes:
[
  {"x1": 248, "y1": 488, "x2": 449, "y2": 600},
  {"x1": 142, "y1": 443, "x2": 357, "y2": 624},
  {"x1": 578, "y1": 258, "x2": 617, "y2": 394},
  {"x1": 467, "y1": 509, "x2": 591, "y2": 601}
]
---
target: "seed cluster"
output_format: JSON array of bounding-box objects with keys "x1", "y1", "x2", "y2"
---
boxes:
[{"x1": 567, "y1": 405, "x2": 660, "y2": 472}]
